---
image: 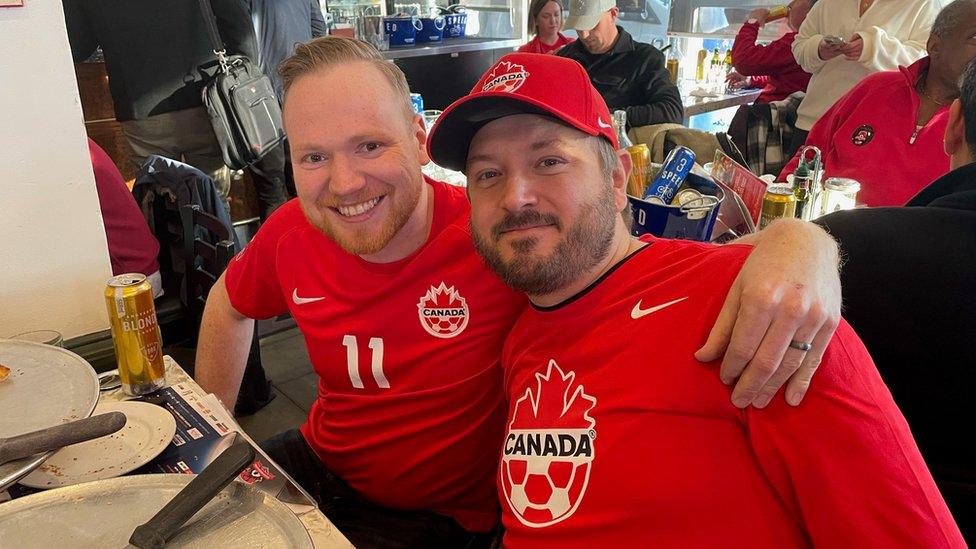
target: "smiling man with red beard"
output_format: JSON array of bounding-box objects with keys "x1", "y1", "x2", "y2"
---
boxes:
[{"x1": 194, "y1": 38, "x2": 847, "y2": 546}]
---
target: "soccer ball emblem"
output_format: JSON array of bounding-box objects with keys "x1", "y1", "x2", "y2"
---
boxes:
[
  {"x1": 417, "y1": 282, "x2": 470, "y2": 338},
  {"x1": 501, "y1": 360, "x2": 596, "y2": 527}
]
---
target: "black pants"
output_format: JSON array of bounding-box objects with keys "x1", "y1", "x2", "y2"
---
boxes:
[
  {"x1": 260, "y1": 429, "x2": 493, "y2": 549},
  {"x1": 234, "y1": 322, "x2": 274, "y2": 416},
  {"x1": 249, "y1": 143, "x2": 290, "y2": 220}
]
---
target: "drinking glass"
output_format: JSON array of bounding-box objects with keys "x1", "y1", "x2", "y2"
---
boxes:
[{"x1": 9, "y1": 330, "x2": 64, "y2": 347}]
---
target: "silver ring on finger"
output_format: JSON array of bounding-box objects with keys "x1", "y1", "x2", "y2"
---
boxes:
[{"x1": 789, "y1": 340, "x2": 813, "y2": 352}]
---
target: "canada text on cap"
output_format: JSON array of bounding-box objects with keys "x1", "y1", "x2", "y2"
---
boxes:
[{"x1": 427, "y1": 53, "x2": 619, "y2": 173}]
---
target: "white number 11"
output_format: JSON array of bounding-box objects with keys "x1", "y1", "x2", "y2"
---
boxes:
[{"x1": 342, "y1": 335, "x2": 388, "y2": 389}]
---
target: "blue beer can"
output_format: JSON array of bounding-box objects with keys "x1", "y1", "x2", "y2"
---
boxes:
[
  {"x1": 642, "y1": 146, "x2": 696, "y2": 204},
  {"x1": 410, "y1": 93, "x2": 424, "y2": 114}
]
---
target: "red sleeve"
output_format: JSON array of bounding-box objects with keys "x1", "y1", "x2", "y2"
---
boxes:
[
  {"x1": 750, "y1": 75, "x2": 770, "y2": 88},
  {"x1": 222, "y1": 201, "x2": 299, "y2": 319},
  {"x1": 88, "y1": 138, "x2": 160, "y2": 277},
  {"x1": 745, "y1": 321, "x2": 965, "y2": 547},
  {"x1": 731, "y1": 25, "x2": 800, "y2": 76}
]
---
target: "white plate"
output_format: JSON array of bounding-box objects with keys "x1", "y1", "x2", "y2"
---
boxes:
[
  {"x1": 0, "y1": 339, "x2": 99, "y2": 438},
  {"x1": 0, "y1": 474, "x2": 313, "y2": 548},
  {"x1": 0, "y1": 339, "x2": 99, "y2": 491},
  {"x1": 20, "y1": 400, "x2": 177, "y2": 489}
]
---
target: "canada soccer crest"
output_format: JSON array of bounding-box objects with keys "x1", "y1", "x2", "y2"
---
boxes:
[
  {"x1": 501, "y1": 360, "x2": 596, "y2": 527},
  {"x1": 417, "y1": 282, "x2": 470, "y2": 338},
  {"x1": 482, "y1": 61, "x2": 530, "y2": 93}
]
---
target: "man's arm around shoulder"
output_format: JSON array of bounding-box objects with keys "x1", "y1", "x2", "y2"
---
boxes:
[
  {"x1": 698, "y1": 219, "x2": 841, "y2": 408},
  {"x1": 195, "y1": 273, "x2": 256, "y2": 411}
]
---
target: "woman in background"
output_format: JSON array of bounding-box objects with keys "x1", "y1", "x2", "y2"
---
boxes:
[{"x1": 518, "y1": 0, "x2": 574, "y2": 54}]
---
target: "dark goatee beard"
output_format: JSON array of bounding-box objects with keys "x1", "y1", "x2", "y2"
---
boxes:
[{"x1": 471, "y1": 186, "x2": 617, "y2": 296}]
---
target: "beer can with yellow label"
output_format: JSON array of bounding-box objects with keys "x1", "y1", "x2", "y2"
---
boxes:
[
  {"x1": 626, "y1": 144, "x2": 651, "y2": 197},
  {"x1": 105, "y1": 273, "x2": 165, "y2": 396},
  {"x1": 760, "y1": 185, "x2": 797, "y2": 229}
]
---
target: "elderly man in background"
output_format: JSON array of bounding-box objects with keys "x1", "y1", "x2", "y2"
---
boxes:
[
  {"x1": 780, "y1": 0, "x2": 976, "y2": 206},
  {"x1": 815, "y1": 56, "x2": 976, "y2": 542},
  {"x1": 728, "y1": 0, "x2": 815, "y2": 103},
  {"x1": 789, "y1": 0, "x2": 941, "y2": 155},
  {"x1": 557, "y1": 0, "x2": 683, "y2": 127}
]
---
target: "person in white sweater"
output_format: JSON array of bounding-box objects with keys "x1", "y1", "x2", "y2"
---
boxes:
[{"x1": 790, "y1": 0, "x2": 942, "y2": 153}]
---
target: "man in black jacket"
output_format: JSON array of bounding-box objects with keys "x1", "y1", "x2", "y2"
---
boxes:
[
  {"x1": 815, "y1": 58, "x2": 976, "y2": 542},
  {"x1": 557, "y1": 0, "x2": 683, "y2": 127},
  {"x1": 62, "y1": 0, "x2": 285, "y2": 215}
]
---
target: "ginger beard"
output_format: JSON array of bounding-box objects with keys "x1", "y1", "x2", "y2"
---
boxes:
[
  {"x1": 471, "y1": 179, "x2": 617, "y2": 296},
  {"x1": 300, "y1": 174, "x2": 422, "y2": 256},
  {"x1": 284, "y1": 61, "x2": 428, "y2": 258}
]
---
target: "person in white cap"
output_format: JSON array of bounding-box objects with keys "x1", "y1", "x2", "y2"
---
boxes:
[{"x1": 557, "y1": 0, "x2": 682, "y2": 127}]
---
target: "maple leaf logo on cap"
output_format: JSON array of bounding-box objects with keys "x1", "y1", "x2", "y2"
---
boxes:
[{"x1": 482, "y1": 61, "x2": 530, "y2": 93}]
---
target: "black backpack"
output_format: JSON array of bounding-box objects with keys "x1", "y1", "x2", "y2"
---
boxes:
[{"x1": 199, "y1": 0, "x2": 284, "y2": 170}]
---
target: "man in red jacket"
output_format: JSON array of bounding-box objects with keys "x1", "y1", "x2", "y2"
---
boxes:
[
  {"x1": 728, "y1": 0, "x2": 814, "y2": 103},
  {"x1": 779, "y1": 0, "x2": 976, "y2": 206}
]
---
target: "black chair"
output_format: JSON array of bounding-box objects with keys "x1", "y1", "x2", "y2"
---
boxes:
[
  {"x1": 179, "y1": 204, "x2": 274, "y2": 415},
  {"x1": 180, "y1": 204, "x2": 236, "y2": 323}
]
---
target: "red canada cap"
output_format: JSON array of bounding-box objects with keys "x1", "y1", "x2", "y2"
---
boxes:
[{"x1": 427, "y1": 52, "x2": 618, "y2": 172}]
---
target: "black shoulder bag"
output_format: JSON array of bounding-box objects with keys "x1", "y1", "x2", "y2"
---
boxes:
[{"x1": 198, "y1": 0, "x2": 284, "y2": 170}]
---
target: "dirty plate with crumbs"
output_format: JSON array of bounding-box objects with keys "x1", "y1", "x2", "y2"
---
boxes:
[
  {"x1": 0, "y1": 339, "x2": 99, "y2": 491},
  {"x1": 20, "y1": 400, "x2": 176, "y2": 489}
]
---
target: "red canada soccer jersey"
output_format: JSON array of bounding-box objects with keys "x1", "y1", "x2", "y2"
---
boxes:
[
  {"x1": 499, "y1": 238, "x2": 964, "y2": 548},
  {"x1": 224, "y1": 179, "x2": 526, "y2": 531}
]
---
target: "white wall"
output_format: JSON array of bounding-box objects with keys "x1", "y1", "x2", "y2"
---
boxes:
[{"x1": 0, "y1": 1, "x2": 112, "y2": 339}]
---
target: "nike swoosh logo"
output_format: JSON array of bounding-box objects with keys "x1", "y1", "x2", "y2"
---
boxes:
[
  {"x1": 631, "y1": 297, "x2": 688, "y2": 319},
  {"x1": 292, "y1": 288, "x2": 325, "y2": 305},
  {"x1": 597, "y1": 117, "x2": 612, "y2": 129}
]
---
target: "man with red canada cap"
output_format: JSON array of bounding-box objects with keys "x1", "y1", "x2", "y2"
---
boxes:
[{"x1": 428, "y1": 52, "x2": 965, "y2": 547}]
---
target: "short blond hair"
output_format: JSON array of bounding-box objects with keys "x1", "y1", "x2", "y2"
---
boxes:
[{"x1": 279, "y1": 36, "x2": 414, "y2": 119}]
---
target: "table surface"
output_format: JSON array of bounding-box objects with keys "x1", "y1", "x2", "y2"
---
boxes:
[
  {"x1": 680, "y1": 84, "x2": 762, "y2": 118},
  {"x1": 99, "y1": 356, "x2": 353, "y2": 548}
]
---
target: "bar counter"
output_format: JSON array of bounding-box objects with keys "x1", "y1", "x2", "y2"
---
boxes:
[{"x1": 381, "y1": 37, "x2": 522, "y2": 60}]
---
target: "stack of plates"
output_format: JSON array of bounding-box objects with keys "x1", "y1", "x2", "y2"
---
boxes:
[{"x1": 0, "y1": 339, "x2": 99, "y2": 491}]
